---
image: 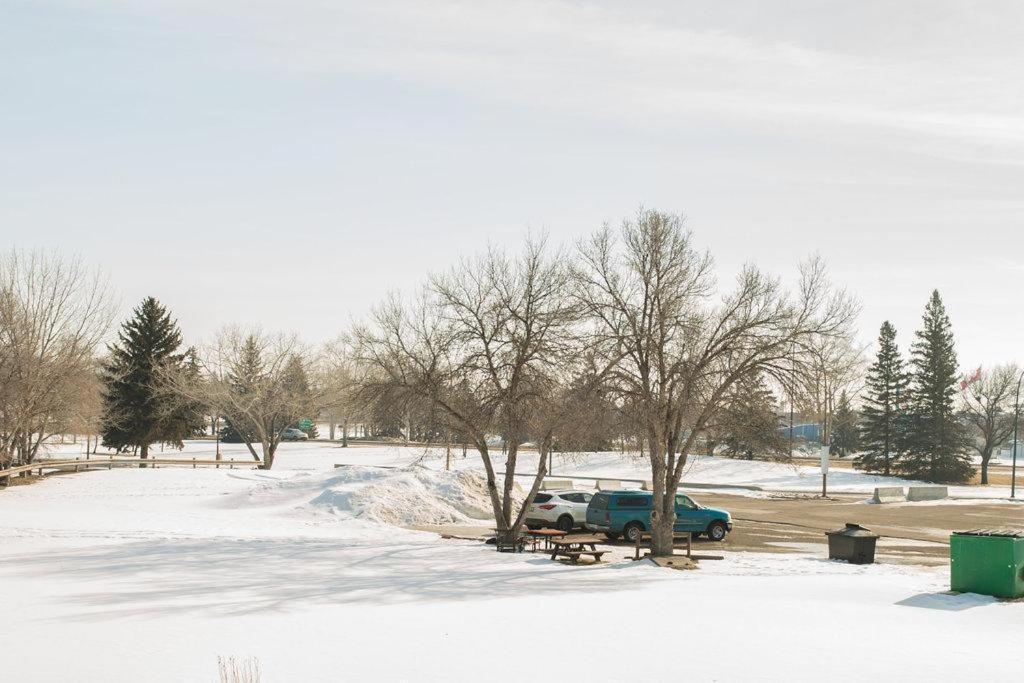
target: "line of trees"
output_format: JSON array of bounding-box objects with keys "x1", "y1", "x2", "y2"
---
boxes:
[
  {"x1": 351, "y1": 211, "x2": 858, "y2": 555},
  {"x1": 4, "y1": 212, "x2": 1013, "y2": 547},
  {"x1": 0, "y1": 251, "x2": 113, "y2": 469},
  {"x1": 105, "y1": 320, "x2": 324, "y2": 471},
  {"x1": 0, "y1": 246, "x2": 331, "y2": 474},
  {"x1": 855, "y1": 291, "x2": 1008, "y2": 484}
]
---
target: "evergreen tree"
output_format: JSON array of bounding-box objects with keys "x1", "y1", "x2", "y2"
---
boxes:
[
  {"x1": 100, "y1": 297, "x2": 193, "y2": 462},
  {"x1": 717, "y1": 374, "x2": 788, "y2": 460},
  {"x1": 157, "y1": 347, "x2": 207, "y2": 446},
  {"x1": 223, "y1": 336, "x2": 265, "y2": 442},
  {"x1": 830, "y1": 390, "x2": 860, "y2": 457},
  {"x1": 856, "y1": 321, "x2": 909, "y2": 475},
  {"x1": 218, "y1": 421, "x2": 249, "y2": 444},
  {"x1": 900, "y1": 291, "x2": 973, "y2": 483},
  {"x1": 281, "y1": 355, "x2": 318, "y2": 438}
]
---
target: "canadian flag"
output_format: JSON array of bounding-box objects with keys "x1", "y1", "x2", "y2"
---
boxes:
[{"x1": 960, "y1": 366, "x2": 982, "y2": 390}]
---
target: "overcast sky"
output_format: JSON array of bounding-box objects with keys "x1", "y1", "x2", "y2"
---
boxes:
[{"x1": 2, "y1": 1, "x2": 1023, "y2": 368}]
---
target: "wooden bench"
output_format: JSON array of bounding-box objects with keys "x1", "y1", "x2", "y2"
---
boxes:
[{"x1": 493, "y1": 532, "x2": 527, "y2": 553}]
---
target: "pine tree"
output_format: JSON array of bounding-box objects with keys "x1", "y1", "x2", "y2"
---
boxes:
[
  {"x1": 830, "y1": 390, "x2": 860, "y2": 457},
  {"x1": 222, "y1": 336, "x2": 265, "y2": 443},
  {"x1": 856, "y1": 321, "x2": 909, "y2": 475},
  {"x1": 283, "y1": 355, "x2": 317, "y2": 438},
  {"x1": 900, "y1": 291, "x2": 973, "y2": 483},
  {"x1": 717, "y1": 374, "x2": 788, "y2": 460},
  {"x1": 100, "y1": 297, "x2": 193, "y2": 463},
  {"x1": 157, "y1": 347, "x2": 207, "y2": 447}
]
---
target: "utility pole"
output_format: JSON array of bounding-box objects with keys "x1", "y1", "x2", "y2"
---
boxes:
[
  {"x1": 1012, "y1": 370, "x2": 1023, "y2": 499},
  {"x1": 789, "y1": 396, "x2": 795, "y2": 457},
  {"x1": 821, "y1": 401, "x2": 829, "y2": 498}
]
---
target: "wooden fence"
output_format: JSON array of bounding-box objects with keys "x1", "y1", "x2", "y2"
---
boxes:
[{"x1": 0, "y1": 455, "x2": 263, "y2": 484}]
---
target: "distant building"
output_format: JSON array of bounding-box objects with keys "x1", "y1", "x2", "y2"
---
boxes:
[
  {"x1": 995, "y1": 440, "x2": 1023, "y2": 461},
  {"x1": 778, "y1": 422, "x2": 820, "y2": 443}
]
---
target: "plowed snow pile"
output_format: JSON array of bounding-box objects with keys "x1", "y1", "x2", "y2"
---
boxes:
[{"x1": 309, "y1": 465, "x2": 523, "y2": 526}]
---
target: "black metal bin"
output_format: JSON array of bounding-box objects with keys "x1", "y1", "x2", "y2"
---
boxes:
[{"x1": 826, "y1": 523, "x2": 879, "y2": 564}]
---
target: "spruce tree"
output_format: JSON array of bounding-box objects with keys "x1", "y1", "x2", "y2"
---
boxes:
[
  {"x1": 831, "y1": 390, "x2": 860, "y2": 457},
  {"x1": 223, "y1": 335, "x2": 265, "y2": 445},
  {"x1": 718, "y1": 374, "x2": 787, "y2": 460},
  {"x1": 157, "y1": 347, "x2": 207, "y2": 447},
  {"x1": 283, "y1": 355, "x2": 317, "y2": 438},
  {"x1": 856, "y1": 321, "x2": 909, "y2": 475},
  {"x1": 900, "y1": 291, "x2": 973, "y2": 483},
  {"x1": 101, "y1": 297, "x2": 194, "y2": 463}
]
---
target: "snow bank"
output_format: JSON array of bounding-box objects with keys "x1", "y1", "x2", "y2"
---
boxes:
[{"x1": 308, "y1": 465, "x2": 521, "y2": 527}]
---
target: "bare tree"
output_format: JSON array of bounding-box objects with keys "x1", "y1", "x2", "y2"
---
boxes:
[
  {"x1": 575, "y1": 210, "x2": 857, "y2": 555},
  {"x1": 65, "y1": 360, "x2": 105, "y2": 454},
  {"x1": 351, "y1": 237, "x2": 597, "y2": 540},
  {"x1": 170, "y1": 329, "x2": 316, "y2": 469},
  {"x1": 317, "y1": 345, "x2": 363, "y2": 446},
  {"x1": 962, "y1": 364, "x2": 1020, "y2": 485},
  {"x1": 0, "y1": 250, "x2": 113, "y2": 468},
  {"x1": 794, "y1": 336, "x2": 865, "y2": 453}
]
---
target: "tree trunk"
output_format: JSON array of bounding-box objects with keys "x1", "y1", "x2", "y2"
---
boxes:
[
  {"x1": 501, "y1": 442, "x2": 518, "y2": 528},
  {"x1": 980, "y1": 449, "x2": 991, "y2": 485},
  {"x1": 510, "y1": 442, "x2": 550, "y2": 533},
  {"x1": 650, "y1": 508, "x2": 676, "y2": 557},
  {"x1": 262, "y1": 439, "x2": 276, "y2": 470},
  {"x1": 342, "y1": 420, "x2": 348, "y2": 448},
  {"x1": 139, "y1": 443, "x2": 149, "y2": 468},
  {"x1": 648, "y1": 436, "x2": 677, "y2": 557},
  {"x1": 476, "y1": 441, "x2": 507, "y2": 532},
  {"x1": 242, "y1": 439, "x2": 260, "y2": 463},
  {"x1": 445, "y1": 429, "x2": 452, "y2": 471}
]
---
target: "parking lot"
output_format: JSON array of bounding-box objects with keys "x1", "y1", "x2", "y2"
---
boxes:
[{"x1": 423, "y1": 491, "x2": 1024, "y2": 567}]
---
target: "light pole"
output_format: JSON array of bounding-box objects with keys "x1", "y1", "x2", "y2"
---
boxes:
[{"x1": 1012, "y1": 370, "x2": 1024, "y2": 499}]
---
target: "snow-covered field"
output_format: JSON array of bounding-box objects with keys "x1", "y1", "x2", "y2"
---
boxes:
[
  {"x1": 1, "y1": 441, "x2": 1021, "y2": 681},
  {"x1": 35, "y1": 439, "x2": 1018, "y2": 498}
]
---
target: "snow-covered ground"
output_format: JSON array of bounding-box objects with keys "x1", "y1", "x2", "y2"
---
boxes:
[
  {"x1": 1, "y1": 440, "x2": 1022, "y2": 681},
  {"x1": 37, "y1": 438, "x2": 1019, "y2": 499}
]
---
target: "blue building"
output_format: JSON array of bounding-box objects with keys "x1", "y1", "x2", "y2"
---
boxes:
[{"x1": 778, "y1": 422, "x2": 820, "y2": 443}]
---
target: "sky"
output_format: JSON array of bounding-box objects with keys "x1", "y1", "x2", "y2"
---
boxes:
[{"x1": 2, "y1": 0, "x2": 1023, "y2": 368}]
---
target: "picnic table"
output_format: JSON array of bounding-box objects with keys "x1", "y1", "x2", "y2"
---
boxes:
[
  {"x1": 525, "y1": 528, "x2": 568, "y2": 551},
  {"x1": 632, "y1": 532, "x2": 694, "y2": 560},
  {"x1": 549, "y1": 534, "x2": 607, "y2": 564}
]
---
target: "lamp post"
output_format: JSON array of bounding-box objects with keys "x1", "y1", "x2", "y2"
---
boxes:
[{"x1": 1012, "y1": 370, "x2": 1024, "y2": 500}]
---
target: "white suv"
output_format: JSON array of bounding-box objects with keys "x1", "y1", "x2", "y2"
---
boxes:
[{"x1": 524, "y1": 490, "x2": 593, "y2": 532}]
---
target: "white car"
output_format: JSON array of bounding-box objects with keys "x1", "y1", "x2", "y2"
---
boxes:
[{"x1": 524, "y1": 490, "x2": 593, "y2": 532}]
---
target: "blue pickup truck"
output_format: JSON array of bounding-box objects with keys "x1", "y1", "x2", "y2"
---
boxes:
[{"x1": 585, "y1": 490, "x2": 732, "y2": 543}]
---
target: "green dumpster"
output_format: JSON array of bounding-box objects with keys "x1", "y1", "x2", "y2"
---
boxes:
[{"x1": 950, "y1": 529, "x2": 1024, "y2": 598}]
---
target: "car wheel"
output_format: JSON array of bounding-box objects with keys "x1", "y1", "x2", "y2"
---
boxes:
[
  {"x1": 556, "y1": 515, "x2": 575, "y2": 532},
  {"x1": 707, "y1": 521, "x2": 728, "y2": 542},
  {"x1": 623, "y1": 522, "x2": 645, "y2": 544}
]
